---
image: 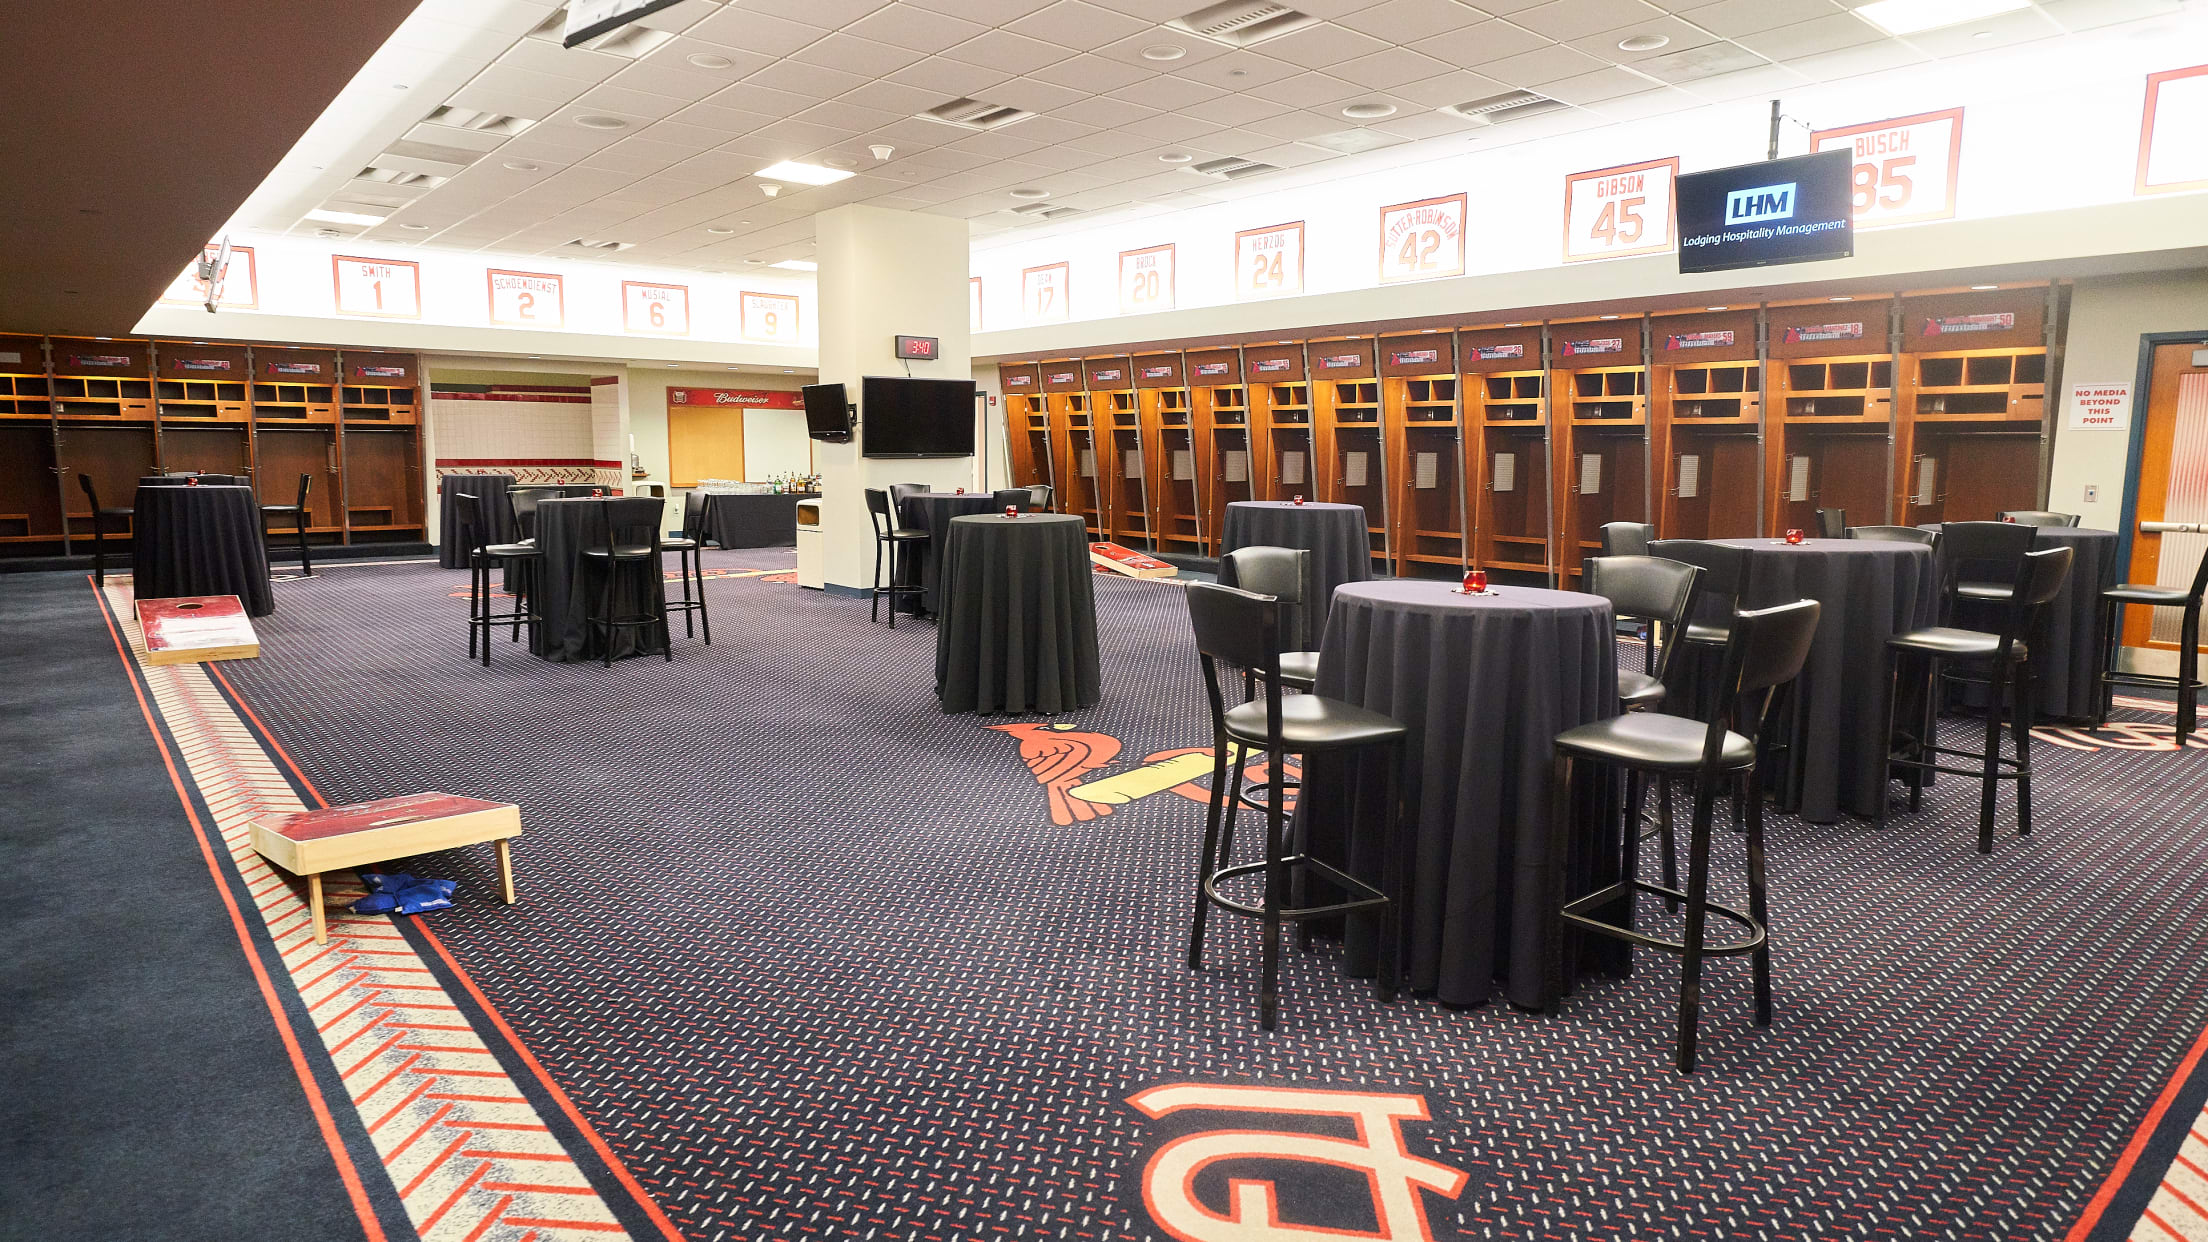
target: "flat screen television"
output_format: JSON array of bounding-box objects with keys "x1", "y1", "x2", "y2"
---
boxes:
[
  {"x1": 1676, "y1": 149, "x2": 1854, "y2": 275},
  {"x1": 802, "y1": 382, "x2": 851, "y2": 442},
  {"x1": 862, "y1": 376, "x2": 975, "y2": 458}
]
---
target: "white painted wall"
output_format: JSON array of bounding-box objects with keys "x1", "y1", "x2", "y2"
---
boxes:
[{"x1": 2051, "y1": 271, "x2": 2208, "y2": 532}]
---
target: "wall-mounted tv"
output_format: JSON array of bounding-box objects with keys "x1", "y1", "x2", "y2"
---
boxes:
[
  {"x1": 1677, "y1": 149, "x2": 1854, "y2": 275},
  {"x1": 802, "y1": 382, "x2": 851, "y2": 442},
  {"x1": 861, "y1": 376, "x2": 975, "y2": 458}
]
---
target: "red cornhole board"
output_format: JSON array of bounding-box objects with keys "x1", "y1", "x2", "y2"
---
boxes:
[
  {"x1": 136, "y1": 595, "x2": 259, "y2": 665},
  {"x1": 1091, "y1": 542, "x2": 1177, "y2": 579},
  {"x1": 251, "y1": 793, "x2": 522, "y2": 944}
]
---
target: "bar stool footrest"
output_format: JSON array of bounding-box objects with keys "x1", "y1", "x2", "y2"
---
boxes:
[
  {"x1": 1561, "y1": 880, "x2": 1766, "y2": 956},
  {"x1": 1202, "y1": 854, "x2": 1387, "y2": 922}
]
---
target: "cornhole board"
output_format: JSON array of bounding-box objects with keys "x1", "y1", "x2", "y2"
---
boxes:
[
  {"x1": 1091, "y1": 542, "x2": 1177, "y2": 579},
  {"x1": 250, "y1": 793, "x2": 522, "y2": 944},
  {"x1": 136, "y1": 595, "x2": 259, "y2": 665}
]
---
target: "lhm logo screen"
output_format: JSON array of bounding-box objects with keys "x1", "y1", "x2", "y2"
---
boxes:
[{"x1": 1125, "y1": 1083, "x2": 1468, "y2": 1241}]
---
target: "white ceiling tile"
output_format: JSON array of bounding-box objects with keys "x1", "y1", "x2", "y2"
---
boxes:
[
  {"x1": 1123, "y1": 111, "x2": 1221, "y2": 140},
  {"x1": 747, "y1": 57, "x2": 871, "y2": 98},
  {"x1": 1479, "y1": 41, "x2": 1620, "y2": 84},
  {"x1": 1781, "y1": 36, "x2": 1928, "y2": 81},
  {"x1": 1174, "y1": 51, "x2": 1305, "y2": 90},
  {"x1": 1511, "y1": 0, "x2": 1667, "y2": 41},
  {"x1": 466, "y1": 64, "x2": 595, "y2": 109},
  {"x1": 1583, "y1": 85, "x2": 1708, "y2": 120},
  {"x1": 579, "y1": 137, "x2": 699, "y2": 175},
  {"x1": 1250, "y1": 23, "x2": 1395, "y2": 69},
  {"x1": 663, "y1": 101, "x2": 781, "y2": 135},
  {"x1": 1537, "y1": 63, "x2": 1661, "y2": 102},
  {"x1": 837, "y1": 77, "x2": 951, "y2": 115},
  {"x1": 1089, "y1": 30, "x2": 1235, "y2": 69},
  {"x1": 1050, "y1": 94, "x2": 1158, "y2": 127},
  {"x1": 501, "y1": 38, "x2": 632, "y2": 82},
  {"x1": 1368, "y1": 107, "x2": 1489, "y2": 138},
  {"x1": 1674, "y1": 61, "x2": 1810, "y2": 102},
  {"x1": 752, "y1": 117, "x2": 863, "y2": 149},
  {"x1": 699, "y1": 82, "x2": 819, "y2": 119},
  {"x1": 1417, "y1": 19, "x2": 1554, "y2": 65},
  {"x1": 719, "y1": 130, "x2": 821, "y2": 161},
  {"x1": 851, "y1": 5, "x2": 994, "y2": 53},
  {"x1": 1005, "y1": 1, "x2": 1155, "y2": 50},
  {"x1": 683, "y1": 8, "x2": 832, "y2": 56},
  {"x1": 790, "y1": 32, "x2": 928, "y2": 78},
  {"x1": 1056, "y1": 127, "x2": 1157, "y2": 155},
  {"x1": 736, "y1": 0, "x2": 892, "y2": 24},
  {"x1": 608, "y1": 56, "x2": 768, "y2": 102},
  {"x1": 1330, "y1": 45, "x2": 1459, "y2": 90},
  {"x1": 2040, "y1": 0, "x2": 2182, "y2": 31},
  {"x1": 1245, "y1": 109, "x2": 1351, "y2": 140},
  {"x1": 1010, "y1": 114, "x2": 1102, "y2": 144},
  {"x1": 1628, "y1": 39, "x2": 1768, "y2": 84},
  {"x1": 866, "y1": 115, "x2": 966, "y2": 146},
  {"x1": 902, "y1": 0, "x2": 1050, "y2": 22},
  {"x1": 1042, "y1": 53, "x2": 1154, "y2": 92},
  {"x1": 897, "y1": 146, "x2": 996, "y2": 172},
  {"x1": 572, "y1": 85, "x2": 694, "y2": 120},
  {"x1": 641, "y1": 120, "x2": 743, "y2": 150},
  {"x1": 1180, "y1": 92, "x2": 1287, "y2": 125},
  {"x1": 1334, "y1": 0, "x2": 1497, "y2": 43},
  {"x1": 941, "y1": 29, "x2": 1077, "y2": 74},
  {"x1": 1247, "y1": 71, "x2": 1366, "y2": 106},
  {"x1": 1734, "y1": 12, "x2": 1881, "y2": 58},
  {"x1": 792, "y1": 99, "x2": 903, "y2": 133},
  {"x1": 1677, "y1": 0, "x2": 1845, "y2": 39},
  {"x1": 1017, "y1": 143, "x2": 1112, "y2": 169},
  {"x1": 1561, "y1": 14, "x2": 1721, "y2": 61},
  {"x1": 887, "y1": 56, "x2": 1016, "y2": 96},
  {"x1": 1240, "y1": 141, "x2": 1344, "y2": 169},
  {"x1": 1103, "y1": 74, "x2": 1226, "y2": 109},
  {"x1": 660, "y1": 149, "x2": 772, "y2": 185},
  {"x1": 1901, "y1": 7, "x2": 2063, "y2": 56},
  {"x1": 1391, "y1": 68, "x2": 1513, "y2": 106},
  {"x1": 990, "y1": 76, "x2": 1095, "y2": 113}
]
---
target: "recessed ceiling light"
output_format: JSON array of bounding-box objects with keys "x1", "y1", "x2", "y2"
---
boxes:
[
  {"x1": 400, "y1": 222, "x2": 430, "y2": 230},
  {"x1": 1706, "y1": 306, "x2": 1727, "y2": 311},
  {"x1": 1158, "y1": 152, "x2": 1195, "y2": 164},
  {"x1": 1853, "y1": 0, "x2": 2028, "y2": 36},
  {"x1": 1009, "y1": 187, "x2": 1051, "y2": 199},
  {"x1": 575, "y1": 115, "x2": 629, "y2": 130},
  {"x1": 503, "y1": 161, "x2": 539, "y2": 171},
  {"x1": 1971, "y1": 284, "x2": 1998, "y2": 290},
  {"x1": 1342, "y1": 101, "x2": 1397, "y2": 120},
  {"x1": 756, "y1": 159, "x2": 853, "y2": 186},
  {"x1": 1617, "y1": 33, "x2": 1669, "y2": 52},
  {"x1": 770, "y1": 259, "x2": 818, "y2": 271},
  {"x1": 1600, "y1": 314, "x2": 1620, "y2": 320},
  {"x1": 305, "y1": 208, "x2": 386, "y2": 226},
  {"x1": 1142, "y1": 43, "x2": 1186, "y2": 61},
  {"x1": 707, "y1": 226, "x2": 734, "y2": 234},
  {"x1": 1505, "y1": 322, "x2": 1522, "y2": 327},
  {"x1": 1829, "y1": 296, "x2": 1854, "y2": 302},
  {"x1": 686, "y1": 52, "x2": 734, "y2": 70}
]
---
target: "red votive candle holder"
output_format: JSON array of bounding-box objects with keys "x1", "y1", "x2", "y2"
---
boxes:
[
  {"x1": 955, "y1": 487, "x2": 965, "y2": 494},
  {"x1": 1464, "y1": 569, "x2": 1488, "y2": 594},
  {"x1": 1785, "y1": 528, "x2": 1804, "y2": 545},
  {"x1": 185, "y1": 476, "x2": 199, "y2": 486},
  {"x1": 1293, "y1": 494, "x2": 1305, "y2": 506},
  {"x1": 592, "y1": 487, "x2": 605, "y2": 497}
]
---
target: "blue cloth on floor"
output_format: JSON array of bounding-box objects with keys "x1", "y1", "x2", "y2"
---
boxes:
[{"x1": 350, "y1": 874, "x2": 455, "y2": 915}]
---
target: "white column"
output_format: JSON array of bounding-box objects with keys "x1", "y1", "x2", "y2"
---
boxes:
[
  {"x1": 813, "y1": 204, "x2": 975, "y2": 592},
  {"x1": 590, "y1": 374, "x2": 630, "y2": 490}
]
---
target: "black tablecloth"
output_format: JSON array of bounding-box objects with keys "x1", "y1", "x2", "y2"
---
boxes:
[
  {"x1": 1929, "y1": 525, "x2": 2119, "y2": 721},
  {"x1": 529, "y1": 497, "x2": 667, "y2": 663},
  {"x1": 437, "y1": 474, "x2": 517, "y2": 567},
  {"x1": 693, "y1": 491, "x2": 815, "y2": 549},
  {"x1": 1299, "y1": 580, "x2": 1617, "y2": 1009},
  {"x1": 900, "y1": 492, "x2": 1003, "y2": 615},
  {"x1": 130, "y1": 484, "x2": 273, "y2": 616},
  {"x1": 1659, "y1": 538, "x2": 1937, "y2": 822},
  {"x1": 139, "y1": 474, "x2": 245, "y2": 487},
  {"x1": 1218, "y1": 501, "x2": 1373, "y2": 650},
  {"x1": 935, "y1": 514, "x2": 1100, "y2": 714}
]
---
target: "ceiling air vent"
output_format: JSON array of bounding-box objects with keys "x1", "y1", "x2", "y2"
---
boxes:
[
  {"x1": 565, "y1": 238, "x2": 633, "y2": 252},
  {"x1": 1187, "y1": 156, "x2": 1279, "y2": 181},
  {"x1": 424, "y1": 106, "x2": 534, "y2": 138},
  {"x1": 1010, "y1": 203, "x2": 1082, "y2": 220},
  {"x1": 919, "y1": 98, "x2": 1034, "y2": 132},
  {"x1": 1443, "y1": 90, "x2": 1568, "y2": 125},
  {"x1": 527, "y1": 6, "x2": 674, "y2": 57},
  {"x1": 1167, "y1": 2, "x2": 1316, "y2": 49},
  {"x1": 358, "y1": 166, "x2": 448, "y2": 190}
]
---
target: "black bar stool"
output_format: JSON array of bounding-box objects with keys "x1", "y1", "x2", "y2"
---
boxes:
[
  {"x1": 1221, "y1": 546, "x2": 1319, "y2": 693},
  {"x1": 458, "y1": 493, "x2": 540, "y2": 666},
  {"x1": 76, "y1": 475, "x2": 135, "y2": 586},
  {"x1": 1880, "y1": 545, "x2": 2073, "y2": 852},
  {"x1": 582, "y1": 498, "x2": 671, "y2": 667},
  {"x1": 1814, "y1": 507, "x2": 1848, "y2": 538},
  {"x1": 2096, "y1": 546, "x2": 2207, "y2": 741},
  {"x1": 508, "y1": 486, "x2": 564, "y2": 543},
  {"x1": 659, "y1": 497, "x2": 711, "y2": 645},
  {"x1": 1549, "y1": 598, "x2": 1821, "y2": 1074},
  {"x1": 1184, "y1": 581, "x2": 1408, "y2": 1031},
  {"x1": 1585, "y1": 553, "x2": 1704, "y2": 903},
  {"x1": 261, "y1": 473, "x2": 314, "y2": 576},
  {"x1": 865, "y1": 487, "x2": 927, "y2": 627}
]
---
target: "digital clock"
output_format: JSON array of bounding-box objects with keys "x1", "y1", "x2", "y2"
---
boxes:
[{"x1": 895, "y1": 334, "x2": 939, "y2": 360}]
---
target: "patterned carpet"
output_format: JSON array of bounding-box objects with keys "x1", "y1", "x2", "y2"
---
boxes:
[{"x1": 204, "y1": 549, "x2": 2208, "y2": 1241}]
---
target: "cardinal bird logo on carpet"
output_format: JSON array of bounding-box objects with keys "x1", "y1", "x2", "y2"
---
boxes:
[{"x1": 990, "y1": 723, "x2": 1122, "y2": 825}]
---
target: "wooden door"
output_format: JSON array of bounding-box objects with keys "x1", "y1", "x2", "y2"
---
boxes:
[
  {"x1": 669, "y1": 404, "x2": 745, "y2": 488},
  {"x1": 2123, "y1": 341, "x2": 2208, "y2": 651}
]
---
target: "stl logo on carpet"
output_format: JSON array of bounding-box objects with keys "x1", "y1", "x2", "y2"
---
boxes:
[
  {"x1": 991, "y1": 722, "x2": 1299, "y2": 827},
  {"x1": 1126, "y1": 1082, "x2": 1468, "y2": 1242}
]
